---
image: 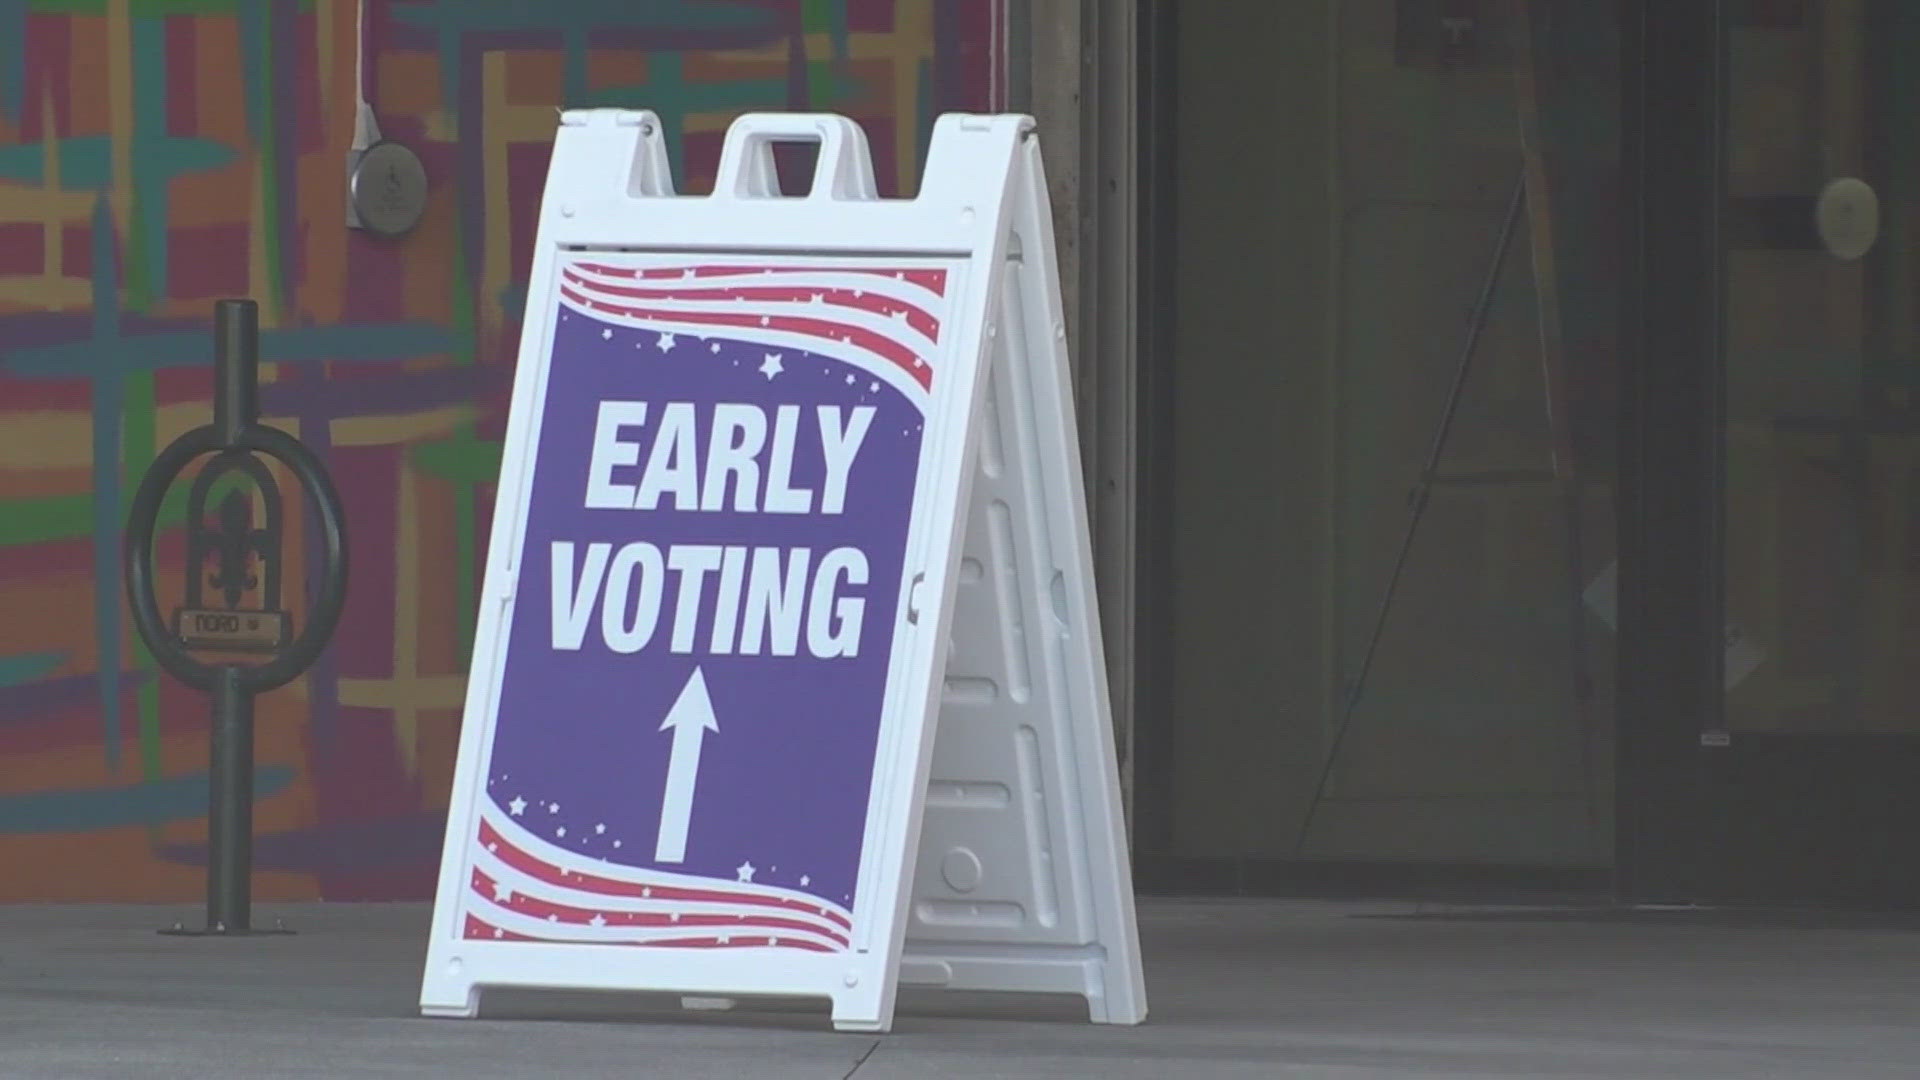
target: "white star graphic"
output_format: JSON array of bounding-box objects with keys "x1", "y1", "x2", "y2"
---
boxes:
[
  {"x1": 869, "y1": 381, "x2": 879, "y2": 392},
  {"x1": 670, "y1": 912, "x2": 680, "y2": 922},
  {"x1": 682, "y1": 268, "x2": 696, "y2": 280},
  {"x1": 719, "y1": 934, "x2": 731, "y2": 945},
  {"x1": 656, "y1": 331, "x2": 677, "y2": 352},
  {"x1": 547, "y1": 914, "x2": 558, "y2": 923},
  {"x1": 767, "y1": 937, "x2": 777, "y2": 946},
  {"x1": 800, "y1": 875, "x2": 810, "y2": 886},
  {"x1": 737, "y1": 861, "x2": 757, "y2": 883},
  {"x1": 759, "y1": 353, "x2": 784, "y2": 380},
  {"x1": 492, "y1": 881, "x2": 512, "y2": 902},
  {"x1": 548, "y1": 802, "x2": 560, "y2": 814},
  {"x1": 642, "y1": 886, "x2": 651, "y2": 898},
  {"x1": 487, "y1": 843, "x2": 497, "y2": 853},
  {"x1": 710, "y1": 341, "x2": 720, "y2": 353},
  {"x1": 891, "y1": 308, "x2": 909, "y2": 322},
  {"x1": 613, "y1": 840, "x2": 623, "y2": 849},
  {"x1": 759, "y1": 315, "x2": 771, "y2": 326},
  {"x1": 493, "y1": 928, "x2": 503, "y2": 938},
  {"x1": 601, "y1": 328, "x2": 612, "y2": 340},
  {"x1": 845, "y1": 374, "x2": 855, "y2": 385},
  {"x1": 556, "y1": 826, "x2": 567, "y2": 838},
  {"x1": 811, "y1": 292, "x2": 825, "y2": 304},
  {"x1": 509, "y1": 797, "x2": 527, "y2": 816},
  {"x1": 589, "y1": 914, "x2": 606, "y2": 928},
  {"x1": 595, "y1": 823, "x2": 606, "y2": 834}
]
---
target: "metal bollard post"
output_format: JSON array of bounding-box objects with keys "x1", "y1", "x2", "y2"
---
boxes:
[{"x1": 125, "y1": 298, "x2": 349, "y2": 937}]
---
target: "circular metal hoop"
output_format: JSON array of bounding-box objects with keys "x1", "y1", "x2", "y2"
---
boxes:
[{"x1": 124, "y1": 424, "x2": 349, "y2": 694}]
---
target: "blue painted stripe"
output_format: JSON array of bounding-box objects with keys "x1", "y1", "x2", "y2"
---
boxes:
[
  {"x1": 0, "y1": 323, "x2": 461, "y2": 377},
  {"x1": 0, "y1": 135, "x2": 234, "y2": 186},
  {"x1": 0, "y1": 767, "x2": 298, "y2": 834},
  {"x1": 0, "y1": 653, "x2": 64, "y2": 689}
]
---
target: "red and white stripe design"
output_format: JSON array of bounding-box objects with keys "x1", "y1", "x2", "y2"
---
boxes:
[
  {"x1": 461, "y1": 805, "x2": 855, "y2": 953},
  {"x1": 558, "y1": 260, "x2": 950, "y2": 400}
]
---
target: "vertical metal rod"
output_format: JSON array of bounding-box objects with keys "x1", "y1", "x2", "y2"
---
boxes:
[
  {"x1": 207, "y1": 664, "x2": 254, "y2": 932},
  {"x1": 212, "y1": 299, "x2": 259, "y2": 448}
]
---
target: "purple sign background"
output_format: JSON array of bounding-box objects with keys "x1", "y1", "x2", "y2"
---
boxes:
[{"x1": 483, "y1": 298, "x2": 926, "y2": 910}]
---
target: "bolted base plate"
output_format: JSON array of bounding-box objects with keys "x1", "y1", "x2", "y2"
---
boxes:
[{"x1": 159, "y1": 919, "x2": 296, "y2": 937}]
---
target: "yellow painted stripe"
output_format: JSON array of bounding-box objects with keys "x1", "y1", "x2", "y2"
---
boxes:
[{"x1": 336, "y1": 674, "x2": 467, "y2": 711}]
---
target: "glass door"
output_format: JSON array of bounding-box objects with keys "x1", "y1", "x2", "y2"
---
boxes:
[
  {"x1": 1707, "y1": 0, "x2": 1920, "y2": 907},
  {"x1": 1629, "y1": 0, "x2": 1920, "y2": 909}
]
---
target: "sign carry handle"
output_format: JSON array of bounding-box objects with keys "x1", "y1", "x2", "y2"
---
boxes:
[{"x1": 713, "y1": 113, "x2": 878, "y2": 202}]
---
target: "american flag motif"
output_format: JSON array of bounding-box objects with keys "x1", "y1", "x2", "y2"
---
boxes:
[
  {"x1": 463, "y1": 804, "x2": 856, "y2": 952},
  {"x1": 558, "y1": 261, "x2": 950, "y2": 399},
  {"x1": 459, "y1": 255, "x2": 959, "y2": 953}
]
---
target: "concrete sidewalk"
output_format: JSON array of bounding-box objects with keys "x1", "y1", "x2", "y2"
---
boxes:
[{"x1": 5, "y1": 898, "x2": 1920, "y2": 1078}]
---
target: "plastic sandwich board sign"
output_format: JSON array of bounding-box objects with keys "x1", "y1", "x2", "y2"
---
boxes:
[{"x1": 419, "y1": 108, "x2": 1145, "y2": 1033}]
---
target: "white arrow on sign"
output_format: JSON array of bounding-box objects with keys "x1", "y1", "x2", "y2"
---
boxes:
[{"x1": 654, "y1": 667, "x2": 718, "y2": 864}]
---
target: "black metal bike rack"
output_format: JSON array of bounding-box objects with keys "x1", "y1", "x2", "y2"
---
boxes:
[{"x1": 124, "y1": 299, "x2": 349, "y2": 936}]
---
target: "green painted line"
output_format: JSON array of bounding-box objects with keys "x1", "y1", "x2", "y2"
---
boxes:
[
  {"x1": 411, "y1": 435, "x2": 501, "y2": 483},
  {"x1": 0, "y1": 495, "x2": 90, "y2": 546},
  {"x1": 387, "y1": 0, "x2": 772, "y2": 35},
  {"x1": 801, "y1": 0, "x2": 850, "y2": 107},
  {"x1": 128, "y1": 13, "x2": 169, "y2": 310},
  {"x1": 0, "y1": 485, "x2": 190, "y2": 548},
  {"x1": 121, "y1": 380, "x2": 155, "y2": 498},
  {"x1": 0, "y1": 0, "x2": 25, "y2": 125}
]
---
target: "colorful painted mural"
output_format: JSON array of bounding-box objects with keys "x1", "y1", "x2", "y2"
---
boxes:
[{"x1": 0, "y1": 0, "x2": 1000, "y2": 902}]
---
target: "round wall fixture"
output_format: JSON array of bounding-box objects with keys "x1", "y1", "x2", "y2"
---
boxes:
[
  {"x1": 348, "y1": 139, "x2": 428, "y2": 239},
  {"x1": 1816, "y1": 176, "x2": 1880, "y2": 261}
]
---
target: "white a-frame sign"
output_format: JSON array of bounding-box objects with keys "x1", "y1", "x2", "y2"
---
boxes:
[{"x1": 420, "y1": 109, "x2": 1145, "y2": 1033}]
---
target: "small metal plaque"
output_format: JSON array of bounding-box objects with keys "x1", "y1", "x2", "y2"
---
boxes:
[
  {"x1": 173, "y1": 608, "x2": 290, "y2": 653},
  {"x1": 348, "y1": 139, "x2": 429, "y2": 239}
]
